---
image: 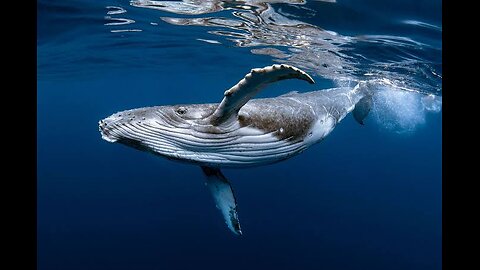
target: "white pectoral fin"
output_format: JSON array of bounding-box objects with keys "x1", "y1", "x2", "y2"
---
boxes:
[
  {"x1": 201, "y1": 166, "x2": 242, "y2": 236},
  {"x1": 208, "y1": 64, "x2": 315, "y2": 125}
]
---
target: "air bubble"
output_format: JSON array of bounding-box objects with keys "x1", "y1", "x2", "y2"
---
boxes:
[{"x1": 372, "y1": 88, "x2": 426, "y2": 134}]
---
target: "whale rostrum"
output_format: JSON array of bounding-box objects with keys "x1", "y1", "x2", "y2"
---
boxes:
[{"x1": 99, "y1": 64, "x2": 372, "y2": 235}]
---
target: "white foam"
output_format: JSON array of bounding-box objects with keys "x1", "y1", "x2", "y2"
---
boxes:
[
  {"x1": 370, "y1": 87, "x2": 427, "y2": 134},
  {"x1": 421, "y1": 94, "x2": 442, "y2": 113},
  {"x1": 196, "y1": 38, "x2": 221, "y2": 44}
]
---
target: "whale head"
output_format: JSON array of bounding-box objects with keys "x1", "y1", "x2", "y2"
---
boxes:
[{"x1": 99, "y1": 103, "x2": 223, "y2": 164}]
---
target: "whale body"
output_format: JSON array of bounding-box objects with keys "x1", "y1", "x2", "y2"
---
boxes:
[{"x1": 99, "y1": 64, "x2": 373, "y2": 235}]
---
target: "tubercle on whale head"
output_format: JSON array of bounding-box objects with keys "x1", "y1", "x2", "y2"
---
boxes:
[{"x1": 99, "y1": 103, "x2": 218, "y2": 138}]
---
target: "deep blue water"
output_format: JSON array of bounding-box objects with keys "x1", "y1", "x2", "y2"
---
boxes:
[{"x1": 37, "y1": 0, "x2": 442, "y2": 269}]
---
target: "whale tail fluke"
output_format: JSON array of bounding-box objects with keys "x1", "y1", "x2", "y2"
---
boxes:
[{"x1": 353, "y1": 94, "x2": 373, "y2": 125}]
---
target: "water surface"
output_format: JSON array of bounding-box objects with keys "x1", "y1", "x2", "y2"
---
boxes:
[{"x1": 37, "y1": 0, "x2": 442, "y2": 269}]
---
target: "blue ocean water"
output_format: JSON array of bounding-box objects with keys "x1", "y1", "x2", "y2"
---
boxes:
[{"x1": 37, "y1": 0, "x2": 442, "y2": 269}]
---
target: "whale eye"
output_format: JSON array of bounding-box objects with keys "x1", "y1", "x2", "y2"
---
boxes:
[{"x1": 176, "y1": 106, "x2": 187, "y2": 115}]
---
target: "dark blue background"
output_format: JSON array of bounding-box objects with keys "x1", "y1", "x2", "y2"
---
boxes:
[{"x1": 37, "y1": 0, "x2": 442, "y2": 269}]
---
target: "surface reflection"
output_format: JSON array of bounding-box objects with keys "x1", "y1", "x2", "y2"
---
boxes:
[{"x1": 130, "y1": 0, "x2": 441, "y2": 94}]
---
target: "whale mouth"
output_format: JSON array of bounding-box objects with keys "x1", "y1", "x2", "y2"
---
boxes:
[{"x1": 99, "y1": 117, "x2": 121, "y2": 143}]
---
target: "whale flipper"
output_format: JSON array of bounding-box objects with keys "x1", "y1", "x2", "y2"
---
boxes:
[
  {"x1": 201, "y1": 166, "x2": 242, "y2": 235},
  {"x1": 353, "y1": 95, "x2": 373, "y2": 125},
  {"x1": 208, "y1": 64, "x2": 315, "y2": 125}
]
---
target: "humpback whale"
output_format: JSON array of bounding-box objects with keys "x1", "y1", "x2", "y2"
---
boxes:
[{"x1": 99, "y1": 64, "x2": 373, "y2": 235}]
